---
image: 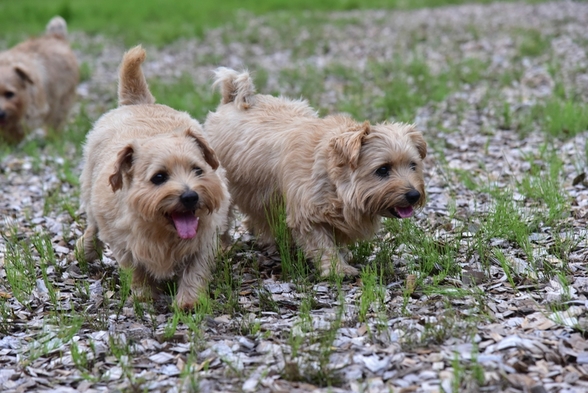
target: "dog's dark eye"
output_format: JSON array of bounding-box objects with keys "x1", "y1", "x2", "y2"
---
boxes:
[
  {"x1": 150, "y1": 172, "x2": 168, "y2": 185},
  {"x1": 410, "y1": 161, "x2": 417, "y2": 171},
  {"x1": 193, "y1": 167, "x2": 203, "y2": 176},
  {"x1": 375, "y1": 165, "x2": 390, "y2": 178},
  {"x1": 4, "y1": 91, "x2": 14, "y2": 99}
]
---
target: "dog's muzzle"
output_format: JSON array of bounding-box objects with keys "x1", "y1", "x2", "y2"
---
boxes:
[
  {"x1": 388, "y1": 189, "x2": 422, "y2": 218},
  {"x1": 180, "y1": 190, "x2": 199, "y2": 210}
]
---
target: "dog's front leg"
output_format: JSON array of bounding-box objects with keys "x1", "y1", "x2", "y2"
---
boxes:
[
  {"x1": 129, "y1": 263, "x2": 158, "y2": 302},
  {"x1": 295, "y1": 227, "x2": 359, "y2": 277},
  {"x1": 175, "y1": 254, "x2": 214, "y2": 311},
  {"x1": 76, "y1": 223, "x2": 103, "y2": 263}
]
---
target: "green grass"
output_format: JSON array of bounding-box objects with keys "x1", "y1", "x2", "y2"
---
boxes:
[
  {"x1": 4, "y1": 231, "x2": 38, "y2": 306},
  {"x1": 538, "y1": 98, "x2": 588, "y2": 137},
  {"x1": 149, "y1": 75, "x2": 221, "y2": 120},
  {"x1": 358, "y1": 264, "x2": 387, "y2": 324},
  {"x1": 282, "y1": 287, "x2": 346, "y2": 387},
  {"x1": 0, "y1": 0, "x2": 536, "y2": 46},
  {"x1": 516, "y1": 28, "x2": 551, "y2": 58},
  {"x1": 384, "y1": 218, "x2": 461, "y2": 285},
  {"x1": 272, "y1": 56, "x2": 490, "y2": 123},
  {"x1": 265, "y1": 197, "x2": 311, "y2": 281},
  {"x1": 443, "y1": 143, "x2": 575, "y2": 284}
]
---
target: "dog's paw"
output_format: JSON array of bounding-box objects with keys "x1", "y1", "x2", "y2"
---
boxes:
[
  {"x1": 174, "y1": 294, "x2": 197, "y2": 311},
  {"x1": 339, "y1": 263, "x2": 359, "y2": 276},
  {"x1": 131, "y1": 285, "x2": 155, "y2": 303},
  {"x1": 319, "y1": 262, "x2": 359, "y2": 278},
  {"x1": 74, "y1": 237, "x2": 84, "y2": 256},
  {"x1": 74, "y1": 235, "x2": 100, "y2": 263}
]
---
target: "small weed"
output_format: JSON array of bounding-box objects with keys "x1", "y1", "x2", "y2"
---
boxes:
[
  {"x1": 179, "y1": 357, "x2": 201, "y2": 392},
  {"x1": 455, "y1": 58, "x2": 488, "y2": 85},
  {"x1": 493, "y1": 249, "x2": 517, "y2": 288},
  {"x1": 549, "y1": 228, "x2": 582, "y2": 263},
  {"x1": 210, "y1": 251, "x2": 243, "y2": 315},
  {"x1": 79, "y1": 62, "x2": 93, "y2": 82},
  {"x1": 482, "y1": 189, "x2": 534, "y2": 254},
  {"x1": 265, "y1": 197, "x2": 310, "y2": 281},
  {"x1": 538, "y1": 98, "x2": 588, "y2": 138},
  {"x1": 516, "y1": 28, "x2": 551, "y2": 58},
  {"x1": 451, "y1": 352, "x2": 463, "y2": 393},
  {"x1": 118, "y1": 267, "x2": 133, "y2": 314},
  {"x1": 448, "y1": 345, "x2": 487, "y2": 392},
  {"x1": 163, "y1": 311, "x2": 182, "y2": 341},
  {"x1": 107, "y1": 333, "x2": 148, "y2": 388},
  {"x1": 149, "y1": 75, "x2": 220, "y2": 120},
  {"x1": 383, "y1": 218, "x2": 460, "y2": 283},
  {"x1": 71, "y1": 340, "x2": 98, "y2": 381},
  {"x1": 257, "y1": 287, "x2": 279, "y2": 313},
  {"x1": 453, "y1": 168, "x2": 481, "y2": 191},
  {"x1": 358, "y1": 264, "x2": 386, "y2": 323},
  {"x1": 349, "y1": 240, "x2": 375, "y2": 263},
  {"x1": 498, "y1": 67, "x2": 524, "y2": 88},
  {"x1": 57, "y1": 314, "x2": 85, "y2": 342},
  {"x1": 3, "y1": 234, "x2": 38, "y2": 306},
  {"x1": 0, "y1": 298, "x2": 14, "y2": 335},
  {"x1": 277, "y1": 67, "x2": 326, "y2": 111},
  {"x1": 283, "y1": 287, "x2": 345, "y2": 387},
  {"x1": 288, "y1": 294, "x2": 313, "y2": 358},
  {"x1": 176, "y1": 297, "x2": 211, "y2": 344},
  {"x1": 517, "y1": 148, "x2": 569, "y2": 225},
  {"x1": 500, "y1": 101, "x2": 512, "y2": 130}
]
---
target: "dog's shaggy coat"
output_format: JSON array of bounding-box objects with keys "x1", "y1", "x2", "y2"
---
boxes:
[
  {"x1": 78, "y1": 46, "x2": 230, "y2": 309},
  {"x1": 0, "y1": 16, "x2": 78, "y2": 143},
  {"x1": 205, "y1": 68, "x2": 427, "y2": 276}
]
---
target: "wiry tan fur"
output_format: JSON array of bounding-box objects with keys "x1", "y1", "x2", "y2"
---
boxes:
[
  {"x1": 78, "y1": 46, "x2": 230, "y2": 310},
  {"x1": 205, "y1": 67, "x2": 427, "y2": 277},
  {"x1": 0, "y1": 16, "x2": 79, "y2": 143}
]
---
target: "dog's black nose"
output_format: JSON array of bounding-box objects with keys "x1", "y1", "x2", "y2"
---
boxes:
[
  {"x1": 0, "y1": 110, "x2": 6, "y2": 120},
  {"x1": 180, "y1": 190, "x2": 199, "y2": 209},
  {"x1": 405, "y1": 190, "x2": 421, "y2": 205}
]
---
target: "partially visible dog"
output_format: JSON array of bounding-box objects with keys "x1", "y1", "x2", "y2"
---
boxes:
[
  {"x1": 205, "y1": 68, "x2": 427, "y2": 277},
  {"x1": 78, "y1": 46, "x2": 230, "y2": 310},
  {"x1": 0, "y1": 16, "x2": 79, "y2": 143}
]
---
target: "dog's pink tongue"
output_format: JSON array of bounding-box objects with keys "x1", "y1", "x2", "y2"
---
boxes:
[
  {"x1": 396, "y1": 206, "x2": 414, "y2": 218},
  {"x1": 172, "y1": 213, "x2": 199, "y2": 239}
]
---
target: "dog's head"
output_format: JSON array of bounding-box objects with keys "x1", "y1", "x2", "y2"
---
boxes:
[
  {"x1": 108, "y1": 127, "x2": 224, "y2": 240},
  {"x1": 0, "y1": 64, "x2": 32, "y2": 142},
  {"x1": 329, "y1": 120, "x2": 426, "y2": 219}
]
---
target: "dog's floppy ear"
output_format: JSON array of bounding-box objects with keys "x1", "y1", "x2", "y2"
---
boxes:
[
  {"x1": 185, "y1": 129, "x2": 220, "y2": 170},
  {"x1": 109, "y1": 144, "x2": 134, "y2": 191},
  {"x1": 14, "y1": 66, "x2": 34, "y2": 85},
  {"x1": 330, "y1": 121, "x2": 371, "y2": 170},
  {"x1": 405, "y1": 126, "x2": 427, "y2": 159}
]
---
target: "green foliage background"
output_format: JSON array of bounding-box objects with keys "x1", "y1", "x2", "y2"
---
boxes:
[{"x1": 0, "y1": 0, "x2": 541, "y2": 45}]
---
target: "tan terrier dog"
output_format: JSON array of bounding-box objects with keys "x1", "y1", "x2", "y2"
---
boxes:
[
  {"x1": 205, "y1": 68, "x2": 427, "y2": 277},
  {"x1": 0, "y1": 16, "x2": 79, "y2": 143},
  {"x1": 78, "y1": 46, "x2": 230, "y2": 310}
]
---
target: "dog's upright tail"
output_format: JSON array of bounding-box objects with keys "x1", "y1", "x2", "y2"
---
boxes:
[
  {"x1": 46, "y1": 16, "x2": 68, "y2": 39},
  {"x1": 212, "y1": 67, "x2": 256, "y2": 110},
  {"x1": 118, "y1": 45, "x2": 156, "y2": 106}
]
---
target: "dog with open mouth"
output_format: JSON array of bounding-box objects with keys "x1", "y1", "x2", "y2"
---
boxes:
[
  {"x1": 77, "y1": 46, "x2": 230, "y2": 310},
  {"x1": 205, "y1": 68, "x2": 426, "y2": 277}
]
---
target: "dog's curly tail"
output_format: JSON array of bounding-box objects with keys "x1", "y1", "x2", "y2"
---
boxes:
[
  {"x1": 212, "y1": 67, "x2": 256, "y2": 110},
  {"x1": 118, "y1": 45, "x2": 156, "y2": 106},
  {"x1": 46, "y1": 16, "x2": 68, "y2": 39}
]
